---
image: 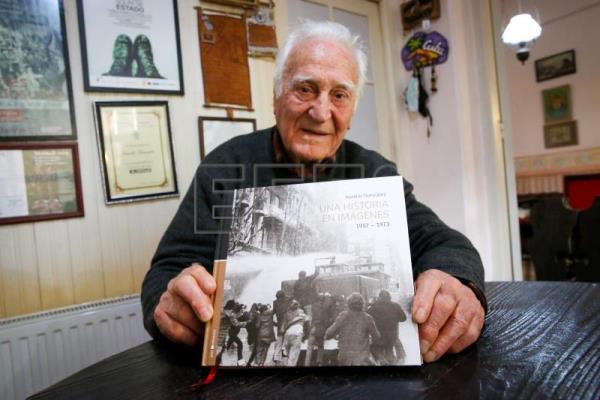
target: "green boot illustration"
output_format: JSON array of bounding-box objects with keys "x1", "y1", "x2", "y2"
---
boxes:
[
  {"x1": 133, "y1": 35, "x2": 164, "y2": 79},
  {"x1": 104, "y1": 34, "x2": 133, "y2": 77}
]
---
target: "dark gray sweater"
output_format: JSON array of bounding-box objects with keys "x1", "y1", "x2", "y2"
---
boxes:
[{"x1": 141, "y1": 127, "x2": 485, "y2": 341}]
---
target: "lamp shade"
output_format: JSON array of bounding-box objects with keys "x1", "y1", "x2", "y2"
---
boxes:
[{"x1": 501, "y1": 13, "x2": 542, "y2": 45}]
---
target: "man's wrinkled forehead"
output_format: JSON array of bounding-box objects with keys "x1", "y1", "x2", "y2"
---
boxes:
[
  {"x1": 283, "y1": 39, "x2": 359, "y2": 87},
  {"x1": 290, "y1": 74, "x2": 356, "y2": 93}
]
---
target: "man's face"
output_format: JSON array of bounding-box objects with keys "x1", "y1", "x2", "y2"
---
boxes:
[{"x1": 274, "y1": 38, "x2": 358, "y2": 163}]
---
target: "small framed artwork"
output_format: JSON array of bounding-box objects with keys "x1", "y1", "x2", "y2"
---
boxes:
[
  {"x1": 95, "y1": 101, "x2": 179, "y2": 204},
  {"x1": 400, "y1": 0, "x2": 441, "y2": 32},
  {"x1": 246, "y1": 7, "x2": 278, "y2": 58},
  {"x1": 198, "y1": 117, "x2": 256, "y2": 159},
  {"x1": 542, "y1": 85, "x2": 572, "y2": 123},
  {"x1": 544, "y1": 120, "x2": 578, "y2": 149},
  {"x1": 77, "y1": 0, "x2": 184, "y2": 94},
  {"x1": 0, "y1": 142, "x2": 84, "y2": 225},
  {"x1": 535, "y1": 50, "x2": 576, "y2": 82},
  {"x1": 0, "y1": 0, "x2": 77, "y2": 141}
]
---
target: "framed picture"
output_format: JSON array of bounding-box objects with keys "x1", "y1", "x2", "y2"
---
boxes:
[
  {"x1": 544, "y1": 120, "x2": 578, "y2": 149},
  {"x1": 246, "y1": 7, "x2": 278, "y2": 58},
  {"x1": 0, "y1": 142, "x2": 84, "y2": 225},
  {"x1": 95, "y1": 101, "x2": 178, "y2": 204},
  {"x1": 77, "y1": 0, "x2": 184, "y2": 94},
  {"x1": 401, "y1": 0, "x2": 441, "y2": 32},
  {"x1": 535, "y1": 50, "x2": 576, "y2": 82},
  {"x1": 198, "y1": 11, "x2": 253, "y2": 109},
  {"x1": 542, "y1": 85, "x2": 572, "y2": 123},
  {"x1": 198, "y1": 117, "x2": 256, "y2": 159},
  {"x1": 0, "y1": 0, "x2": 77, "y2": 141}
]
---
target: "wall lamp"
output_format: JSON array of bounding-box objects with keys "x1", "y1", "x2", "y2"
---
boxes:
[{"x1": 502, "y1": 13, "x2": 542, "y2": 64}]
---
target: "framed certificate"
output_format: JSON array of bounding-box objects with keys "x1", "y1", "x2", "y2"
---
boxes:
[
  {"x1": 95, "y1": 101, "x2": 179, "y2": 204},
  {"x1": 0, "y1": 0, "x2": 77, "y2": 141},
  {"x1": 0, "y1": 142, "x2": 84, "y2": 225},
  {"x1": 77, "y1": 0, "x2": 184, "y2": 94},
  {"x1": 198, "y1": 117, "x2": 256, "y2": 159}
]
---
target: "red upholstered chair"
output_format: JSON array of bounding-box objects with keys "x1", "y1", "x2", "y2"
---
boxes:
[
  {"x1": 562, "y1": 174, "x2": 600, "y2": 282},
  {"x1": 564, "y1": 174, "x2": 600, "y2": 211}
]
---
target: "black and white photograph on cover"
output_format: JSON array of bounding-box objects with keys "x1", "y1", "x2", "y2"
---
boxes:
[
  {"x1": 77, "y1": 0, "x2": 184, "y2": 94},
  {"x1": 0, "y1": 0, "x2": 76, "y2": 140},
  {"x1": 216, "y1": 176, "x2": 421, "y2": 367}
]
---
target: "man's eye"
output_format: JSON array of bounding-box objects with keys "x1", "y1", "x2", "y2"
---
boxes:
[
  {"x1": 296, "y1": 85, "x2": 316, "y2": 99},
  {"x1": 332, "y1": 91, "x2": 351, "y2": 103}
]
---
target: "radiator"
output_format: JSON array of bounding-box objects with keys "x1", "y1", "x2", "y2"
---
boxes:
[{"x1": 0, "y1": 295, "x2": 151, "y2": 400}]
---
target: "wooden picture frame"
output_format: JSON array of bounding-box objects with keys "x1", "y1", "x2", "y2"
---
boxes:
[
  {"x1": 198, "y1": 117, "x2": 256, "y2": 159},
  {"x1": 198, "y1": 10, "x2": 253, "y2": 109},
  {"x1": 0, "y1": 142, "x2": 84, "y2": 225},
  {"x1": 542, "y1": 85, "x2": 572, "y2": 123},
  {"x1": 400, "y1": 0, "x2": 441, "y2": 32},
  {"x1": 94, "y1": 101, "x2": 179, "y2": 204},
  {"x1": 77, "y1": 0, "x2": 184, "y2": 94},
  {"x1": 535, "y1": 50, "x2": 576, "y2": 82},
  {"x1": 0, "y1": 0, "x2": 77, "y2": 141},
  {"x1": 544, "y1": 120, "x2": 578, "y2": 149}
]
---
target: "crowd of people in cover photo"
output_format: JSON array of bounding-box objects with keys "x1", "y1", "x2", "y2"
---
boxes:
[{"x1": 216, "y1": 267, "x2": 411, "y2": 367}]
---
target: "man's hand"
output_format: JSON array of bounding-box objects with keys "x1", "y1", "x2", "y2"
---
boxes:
[
  {"x1": 412, "y1": 269, "x2": 484, "y2": 363},
  {"x1": 153, "y1": 263, "x2": 216, "y2": 346}
]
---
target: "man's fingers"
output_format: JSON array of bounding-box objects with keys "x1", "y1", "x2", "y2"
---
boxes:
[
  {"x1": 423, "y1": 298, "x2": 474, "y2": 362},
  {"x1": 162, "y1": 292, "x2": 203, "y2": 335},
  {"x1": 412, "y1": 270, "x2": 443, "y2": 324},
  {"x1": 188, "y1": 263, "x2": 217, "y2": 295},
  {"x1": 449, "y1": 311, "x2": 485, "y2": 353},
  {"x1": 172, "y1": 274, "x2": 214, "y2": 322},
  {"x1": 418, "y1": 292, "x2": 455, "y2": 355},
  {"x1": 154, "y1": 306, "x2": 201, "y2": 346}
]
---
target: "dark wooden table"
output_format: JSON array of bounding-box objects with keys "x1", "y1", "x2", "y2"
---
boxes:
[{"x1": 30, "y1": 282, "x2": 600, "y2": 400}]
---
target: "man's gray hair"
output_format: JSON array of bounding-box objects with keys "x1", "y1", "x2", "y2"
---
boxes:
[{"x1": 273, "y1": 20, "x2": 368, "y2": 102}]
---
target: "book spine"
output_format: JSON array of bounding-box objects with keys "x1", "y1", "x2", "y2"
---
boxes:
[
  {"x1": 202, "y1": 189, "x2": 234, "y2": 365},
  {"x1": 201, "y1": 258, "x2": 227, "y2": 366}
]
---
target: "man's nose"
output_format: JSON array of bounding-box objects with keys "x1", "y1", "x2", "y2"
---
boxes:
[{"x1": 308, "y1": 93, "x2": 332, "y2": 122}]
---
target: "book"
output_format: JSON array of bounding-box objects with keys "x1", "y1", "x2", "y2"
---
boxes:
[{"x1": 202, "y1": 176, "x2": 421, "y2": 367}]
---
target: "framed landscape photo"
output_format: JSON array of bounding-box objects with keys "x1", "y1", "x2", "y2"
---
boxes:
[
  {"x1": 198, "y1": 117, "x2": 256, "y2": 159},
  {"x1": 95, "y1": 101, "x2": 179, "y2": 204},
  {"x1": 535, "y1": 50, "x2": 576, "y2": 82},
  {"x1": 0, "y1": 0, "x2": 77, "y2": 141},
  {"x1": 542, "y1": 85, "x2": 572, "y2": 123},
  {"x1": 77, "y1": 0, "x2": 184, "y2": 94},
  {"x1": 544, "y1": 120, "x2": 578, "y2": 149},
  {"x1": 0, "y1": 142, "x2": 84, "y2": 225}
]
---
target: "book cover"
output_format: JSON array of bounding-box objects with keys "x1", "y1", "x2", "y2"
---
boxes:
[{"x1": 202, "y1": 176, "x2": 421, "y2": 367}]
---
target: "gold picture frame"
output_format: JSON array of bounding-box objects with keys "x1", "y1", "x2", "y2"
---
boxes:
[{"x1": 94, "y1": 101, "x2": 179, "y2": 204}]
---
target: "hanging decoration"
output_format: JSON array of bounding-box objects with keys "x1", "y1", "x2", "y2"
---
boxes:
[
  {"x1": 401, "y1": 30, "x2": 449, "y2": 70},
  {"x1": 402, "y1": 31, "x2": 447, "y2": 139}
]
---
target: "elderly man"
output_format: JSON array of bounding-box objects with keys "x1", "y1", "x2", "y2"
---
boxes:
[{"x1": 141, "y1": 20, "x2": 486, "y2": 364}]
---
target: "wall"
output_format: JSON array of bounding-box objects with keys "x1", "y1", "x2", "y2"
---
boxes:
[
  {"x1": 501, "y1": 0, "x2": 600, "y2": 157},
  {"x1": 0, "y1": 0, "x2": 518, "y2": 319},
  {"x1": 0, "y1": 0, "x2": 276, "y2": 318},
  {"x1": 383, "y1": 0, "x2": 515, "y2": 281}
]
